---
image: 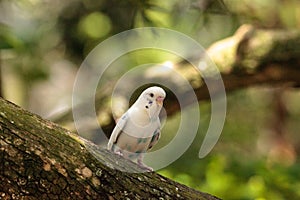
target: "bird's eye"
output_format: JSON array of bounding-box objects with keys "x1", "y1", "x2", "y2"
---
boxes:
[{"x1": 149, "y1": 93, "x2": 154, "y2": 97}]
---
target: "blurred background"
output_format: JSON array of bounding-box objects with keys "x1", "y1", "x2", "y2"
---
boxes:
[{"x1": 1, "y1": 0, "x2": 300, "y2": 199}]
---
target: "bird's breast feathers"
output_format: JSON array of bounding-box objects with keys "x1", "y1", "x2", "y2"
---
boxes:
[{"x1": 119, "y1": 109, "x2": 160, "y2": 138}]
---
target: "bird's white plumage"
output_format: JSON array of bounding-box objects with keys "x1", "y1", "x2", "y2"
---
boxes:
[{"x1": 107, "y1": 86, "x2": 166, "y2": 171}]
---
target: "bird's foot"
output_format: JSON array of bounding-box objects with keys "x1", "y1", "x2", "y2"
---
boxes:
[{"x1": 114, "y1": 150, "x2": 123, "y2": 157}]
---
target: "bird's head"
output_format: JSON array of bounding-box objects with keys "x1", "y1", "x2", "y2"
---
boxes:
[
  {"x1": 135, "y1": 86, "x2": 166, "y2": 118},
  {"x1": 142, "y1": 86, "x2": 166, "y2": 106}
]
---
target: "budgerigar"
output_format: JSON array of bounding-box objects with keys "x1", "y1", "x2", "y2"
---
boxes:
[{"x1": 107, "y1": 86, "x2": 166, "y2": 171}]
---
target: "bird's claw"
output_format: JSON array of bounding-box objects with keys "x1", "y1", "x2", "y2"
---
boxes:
[{"x1": 115, "y1": 150, "x2": 123, "y2": 157}]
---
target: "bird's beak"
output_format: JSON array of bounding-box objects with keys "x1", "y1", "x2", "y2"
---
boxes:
[{"x1": 156, "y1": 96, "x2": 165, "y2": 105}]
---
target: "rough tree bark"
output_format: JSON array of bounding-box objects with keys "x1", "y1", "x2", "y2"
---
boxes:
[
  {"x1": 0, "y1": 52, "x2": 2, "y2": 98},
  {"x1": 0, "y1": 98, "x2": 219, "y2": 200},
  {"x1": 53, "y1": 24, "x2": 300, "y2": 137}
]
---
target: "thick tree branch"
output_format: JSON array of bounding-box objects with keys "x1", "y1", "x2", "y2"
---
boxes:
[{"x1": 0, "y1": 98, "x2": 219, "y2": 199}]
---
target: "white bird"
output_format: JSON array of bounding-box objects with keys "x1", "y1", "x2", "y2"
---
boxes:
[{"x1": 107, "y1": 86, "x2": 166, "y2": 171}]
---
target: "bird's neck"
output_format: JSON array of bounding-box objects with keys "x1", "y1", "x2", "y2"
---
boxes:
[
  {"x1": 130, "y1": 99, "x2": 162, "y2": 123},
  {"x1": 129, "y1": 107, "x2": 151, "y2": 126}
]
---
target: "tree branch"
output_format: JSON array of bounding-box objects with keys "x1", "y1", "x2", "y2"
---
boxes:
[
  {"x1": 0, "y1": 98, "x2": 220, "y2": 199},
  {"x1": 53, "y1": 25, "x2": 300, "y2": 138}
]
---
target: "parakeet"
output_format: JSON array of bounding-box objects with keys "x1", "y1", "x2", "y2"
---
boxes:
[{"x1": 107, "y1": 86, "x2": 166, "y2": 171}]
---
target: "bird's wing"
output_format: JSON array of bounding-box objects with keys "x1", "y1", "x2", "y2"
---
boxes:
[
  {"x1": 147, "y1": 119, "x2": 161, "y2": 150},
  {"x1": 107, "y1": 113, "x2": 128, "y2": 150},
  {"x1": 147, "y1": 129, "x2": 160, "y2": 150}
]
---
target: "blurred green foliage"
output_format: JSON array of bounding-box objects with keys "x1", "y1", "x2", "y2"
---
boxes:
[
  {"x1": 158, "y1": 88, "x2": 300, "y2": 199},
  {"x1": 1, "y1": 0, "x2": 300, "y2": 199}
]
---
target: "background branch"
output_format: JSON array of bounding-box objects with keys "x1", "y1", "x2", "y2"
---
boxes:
[{"x1": 53, "y1": 25, "x2": 300, "y2": 138}]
